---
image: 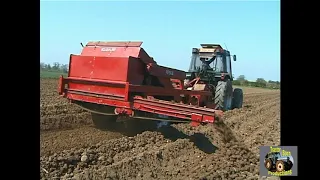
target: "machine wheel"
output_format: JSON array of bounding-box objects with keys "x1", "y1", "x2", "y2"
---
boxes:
[
  {"x1": 264, "y1": 159, "x2": 273, "y2": 171},
  {"x1": 214, "y1": 80, "x2": 233, "y2": 111},
  {"x1": 285, "y1": 161, "x2": 293, "y2": 170},
  {"x1": 232, "y1": 88, "x2": 243, "y2": 109},
  {"x1": 276, "y1": 160, "x2": 285, "y2": 172},
  {"x1": 91, "y1": 113, "x2": 117, "y2": 130}
]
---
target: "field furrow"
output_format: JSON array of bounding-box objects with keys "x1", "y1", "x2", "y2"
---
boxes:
[{"x1": 40, "y1": 78, "x2": 280, "y2": 180}]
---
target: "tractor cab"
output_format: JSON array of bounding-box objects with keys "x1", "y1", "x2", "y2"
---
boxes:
[
  {"x1": 187, "y1": 44, "x2": 236, "y2": 82},
  {"x1": 266, "y1": 152, "x2": 281, "y2": 162}
]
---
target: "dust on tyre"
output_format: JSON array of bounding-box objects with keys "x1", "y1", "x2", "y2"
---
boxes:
[
  {"x1": 214, "y1": 80, "x2": 233, "y2": 111},
  {"x1": 264, "y1": 159, "x2": 273, "y2": 171},
  {"x1": 276, "y1": 160, "x2": 285, "y2": 172},
  {"x1": 91, "y1": 113, "x2": 117, "y2": 130},
  {"x1": 232, "y1": 88, "x2": 243, "y2": 109}
]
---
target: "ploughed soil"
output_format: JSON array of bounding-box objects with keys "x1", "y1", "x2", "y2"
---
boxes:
[{"x1": 40, "y1": 78, "x2": 280, "y2": 180}]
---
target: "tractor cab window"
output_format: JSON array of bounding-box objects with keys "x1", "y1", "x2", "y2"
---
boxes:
[
  {"x1": 188, "y1": 53, "x2": 224, "y2": 73},
  {"x1": 211, "y1": 55, "x2": 224, "y2": 72},
  {"x1": 200, "y1": 57, "x2": 214, "y2": 65},
  {"x1": 188, "y1": 55, "x2": 202, "y2": 72},
  {"x1": 200, "y1": 57, "x2": 220, "y2": 71},
  {"x1": 225, "y1": 55, "x2": 231, "y2": 73},
  {"x1": 200, "y1": 57, "x2": 208, "y2": 62},
  {"x1": 271, "y1": 152, "x2": 281, "y2": 160}
]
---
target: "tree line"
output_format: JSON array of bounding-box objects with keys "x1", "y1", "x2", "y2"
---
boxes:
[
  {"x1": 40, "y1": 62, "x2": 280, "y2": 89},
  {"x1": 233, "y1": 75, "x2": 280, "y2": 89},
  {"x1": 40, "y1": 62, "x2": 68, "y2": 73}
]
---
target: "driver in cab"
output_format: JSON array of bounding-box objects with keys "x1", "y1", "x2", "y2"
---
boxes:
[{"x1": 200, "y1": 55, "x2": 216, "y2": 71}]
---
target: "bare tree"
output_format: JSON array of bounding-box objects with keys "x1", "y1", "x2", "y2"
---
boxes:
[
  {"x1": 40, "y1": 62, "x2": 46, "y2": 70},
  {"x1": 52, "y1": 62, "x2": 60, "y2": 70},
  {"x1": 60, "y1": 64, "x2": 69, "y2": 73},
  {"x1": 237, "y1": 75, "x2": 247, "y2": 85}
]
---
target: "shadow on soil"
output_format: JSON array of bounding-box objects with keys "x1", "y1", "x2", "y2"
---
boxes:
[
  {"x1": 97, "y1": 118, "x2": 245, "y2": 155},
  {"x1": 99, "y1": 120, "x2": 218, "y2": 154},
  {"x1": 157, "y1": 125, "x2": 218, "y2": 154}
]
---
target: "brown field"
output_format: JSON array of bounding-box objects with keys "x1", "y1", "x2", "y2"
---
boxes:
[{"x1": 40, "y1": 78, "x2": 280, "y2": 180}]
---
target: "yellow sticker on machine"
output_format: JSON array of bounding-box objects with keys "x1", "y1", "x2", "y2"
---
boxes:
[{"x1": 199, "y1": 48, "x2": 216, "y2": 53}]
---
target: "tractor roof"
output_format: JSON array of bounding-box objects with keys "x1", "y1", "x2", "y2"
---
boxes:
[
  {"x1": 200, "y1": 44, "x2": 222, "y2": 49},
  {"x1": 268, "y1": 152, "x2": 280, "y2": 155},
  {"x1": 198, "y1": 44, "x2": 224, "y2": 54}
]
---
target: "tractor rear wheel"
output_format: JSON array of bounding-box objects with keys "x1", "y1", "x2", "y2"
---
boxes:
[
  {"x1": 276, "y1": 160, "x2": 285, "y2": 172},
  {"x1": 232, "y1": 88, "x2": 243, "y2": 109},
  {"x1": 214, "y1": 80, "x2": 233, "y2": 111},
  {"x1": 91, "y1": 113, "x2": 117, "y2": 130},
  {"x1": 264, "y1": 159, "x2": 273, "y2": 171}
]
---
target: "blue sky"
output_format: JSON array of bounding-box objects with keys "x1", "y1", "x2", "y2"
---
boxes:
[{"x1": 40, "y1": 1, "x2": 280, "y2": 81}]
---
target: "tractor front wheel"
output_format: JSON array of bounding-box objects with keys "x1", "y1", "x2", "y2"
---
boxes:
[
  {"x1": 91, "y1": 113, "x2": 117, "y2": 130},
  {"x1": 276, "y1": 160, "x2": 285, "y2": 172},
  {"x1": 232, "y1": 88, "x2": 243, "y2": 109},
  {"x1": 285, "y1": 161, "x2": 293, "y2": 171},
  {"x1": 214, "y1": 80, "x2": 233, "y2": 111}
]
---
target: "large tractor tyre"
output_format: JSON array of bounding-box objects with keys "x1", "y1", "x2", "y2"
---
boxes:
[
  {"x1": 214, "y1": 80, "x2": 233, "y2": 111},
  {"x1": 91, "y1": 113, "x2": 117, "y2": 130},
  {"x1": 276, "y1": 160, "x2": 286, "y2": 172},
  {"x1": 232, "y1": 88, "x2": 243, "y2": 109},
  {"x1": 264, "y1": 159, "x2": 273, "y2": 171},
  {"x1": 285, "y1": 161, "x2": 293, "y2": 171}
]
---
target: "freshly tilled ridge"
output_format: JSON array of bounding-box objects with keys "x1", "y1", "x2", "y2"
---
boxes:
[
  {"x1": 40, "y1": 131, "x2": 167, "y2": 178},
  {"x1": 191, "y1": 142, "x2": 260, "y2": 180},
  {"x1": 40, "y1": 79, "x2": 93, "y2": 131}
]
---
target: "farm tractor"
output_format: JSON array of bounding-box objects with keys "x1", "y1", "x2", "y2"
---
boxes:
[
  {"x1": 58, "y1": 41, "x2": 243, "y2": 131},
  {"x1": 264, "y1": 152, "x2": 293, "y2": 172}
]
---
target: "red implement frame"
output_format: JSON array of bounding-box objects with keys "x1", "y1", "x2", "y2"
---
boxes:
[
  {"x1": 58, "y1": 76, "x2": 222, "y2": 126},
  {"x1": 58, "y1": 41, "x2": 223, "y2": 126}
]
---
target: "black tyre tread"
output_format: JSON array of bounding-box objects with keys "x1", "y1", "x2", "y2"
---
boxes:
[
  {"x1": 91, "y1": 113, "x2": 117, "y2": 130},
  {"x1": 214, "y1": 80, "x2": 232, "y2": 111},
  {"x1": 232, "y1": 88, "x2": 243, "y2": 109},
  {"x1": 286, "y1": 161, "x2": 293, "y2": 170}
]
